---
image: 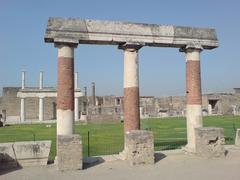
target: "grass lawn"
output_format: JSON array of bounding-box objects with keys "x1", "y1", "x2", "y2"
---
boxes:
[{"x1": 0, "y1": 116, "x2": 239, "y2": 160}]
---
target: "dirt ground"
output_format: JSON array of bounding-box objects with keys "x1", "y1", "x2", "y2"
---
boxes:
[{"x1": 1, "y1": 147, "x2": 240, "y2": 180}]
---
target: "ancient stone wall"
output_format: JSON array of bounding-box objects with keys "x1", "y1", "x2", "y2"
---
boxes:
[
  {"x1": 0, "y1": 87, "x2": 57, "y2": 122},
  {"x1": 1, "y1": 87, "x2": 240, "y2": 123}
]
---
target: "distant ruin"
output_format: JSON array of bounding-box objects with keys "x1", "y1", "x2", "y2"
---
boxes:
[{"x1": 1, "y1": 71, "x2": 240, "y2": 124}]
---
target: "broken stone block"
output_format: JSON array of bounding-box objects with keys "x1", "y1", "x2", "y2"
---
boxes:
[
  {"x1": 235, "y1": 129, "x2": 240, "y2": 146},
  {"x1": 57, "y1": 134, "x2": 83, "y2": 171},
  {"x1": 0, "y1": 141, "x2": 51, "y2": 169},
  {"x1": 13, "y1": 140, "x2": 51, "y2": 166},
  {"x1": 125, "y1": 130, "x2": 154, "y2": 165},
  {"x1": 195, "y1": 127, "x2": 226, "y2": 158}
]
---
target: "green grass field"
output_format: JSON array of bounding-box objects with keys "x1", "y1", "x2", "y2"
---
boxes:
[{"x1": 0, "y1": 116, "x2": 239, "y2": 160}]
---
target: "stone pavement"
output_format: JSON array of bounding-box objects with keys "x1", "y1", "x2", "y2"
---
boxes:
[{"x1": 1, "y1": 147, "x2": 240, "y2": 180}]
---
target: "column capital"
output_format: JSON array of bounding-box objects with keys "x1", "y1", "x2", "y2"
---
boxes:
[
  {"x1": 179, "y1": 43, "x2": 203, "y2": 53},
  {"x1": 118, "y1": 42, "x2": 144, "y2": 52},
  {"x1": 54, "y1": 42, "x2": 78, "y2": 49}
]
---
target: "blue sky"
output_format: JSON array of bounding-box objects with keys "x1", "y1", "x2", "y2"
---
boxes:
[{"x1": 0, "y1": 0, "x2": 239, "y2": 97}]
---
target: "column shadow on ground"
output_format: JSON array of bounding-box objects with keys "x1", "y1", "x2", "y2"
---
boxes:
[
  {"x1": 0, "y1": 153, "x2": 22, "y2": 175},
  {"x1": 83, "y1": 157, "x2": 105, "y2": 169},
  {"x1": 154, "y1": 152, "x2": 167, "y2": 163}
]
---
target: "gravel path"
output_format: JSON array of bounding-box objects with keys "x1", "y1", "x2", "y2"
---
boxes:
[{"x1": 1, "y1": 148, "x2": 240, "y2": 180}]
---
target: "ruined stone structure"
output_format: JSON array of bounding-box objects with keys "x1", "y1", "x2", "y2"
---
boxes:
[
  {"x1": 0, "y1": 140, "x2": 51, "y2": 169},
  {"x1": 194, "y1": 127, "x2": 226, "y2": 158},
  {"x1": 125, "y1": 130, "x2": 154, "y2": 165},
  {"x1": 57, "y1": 134, "x2": 83, "y2": 171},
  {"x1": 43, "y1": 17, "x2": 218, "y2": 159},
  {"x1": 0, "y1": 71, "x2": 84, "y2": 123},
  {"x1": 1, "y1": 86, "x2": 240, "y2": 124}
]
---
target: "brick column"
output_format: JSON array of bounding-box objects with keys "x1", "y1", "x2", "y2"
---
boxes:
[
  {"x1": 119, "y1": 43, "x2": 142, "y2": 134},
  {"x1": 55, "y1": 43, "x2": 77, "y2": 135},
  {"x1": 181, "y1": 45, "x2": 203, "y2": 152}
]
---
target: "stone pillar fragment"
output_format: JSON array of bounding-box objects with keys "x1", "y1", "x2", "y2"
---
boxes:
[
  {"x1": 195, "y1": 127, "x2": 226, "y2": 158},
  {"x1": 181, "y1": 45, "x2": 203, "y2": 153},
  {"x1": 74, "y1": 72, "x2": 80, "y2": 121},
  {"x1": 92, "y1": 82, "x2": 96, "y2": 106},
  {"x1": 39, "y1": 97, "x2": 44, "y2": 121},
  {"x1": 119, "y1": 43, "x2": 142, "y2": 134},
  {"x1": 125, "y1": 130, "x2": 154, "y2": 165},
  {"x1": 74, "y1": 97, "x2": 79, "y2": 121},
  {"x1": 74, "y1": 72, "x2": 79, "y2": 89},
  {"x1": 208, "y1": 104, "x2": 212, "y2": 115},
  {"x1": 21, "y1": 71, "x2": 26, "y2": 89},
  {"x1": 55, "y1": 43, "x2": 77, "y2": 135},
  {"x1": 235, "y1": 129, "x2": 240, "y2": 146},
  {"x1": 39, "y1": 71, "x2": 43, "y2": 89},
  {"x1": 57, "y1": 134, "x2": 83, "y2": 171},
  {"x1": 20, "y1": 98, "x2": 25, "y2": 122}
]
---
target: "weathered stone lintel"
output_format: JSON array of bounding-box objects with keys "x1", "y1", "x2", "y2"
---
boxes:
[
  {"x1": 17, "y1": 90, "x2": 83, "y2": 98},
  {"x1": 45, "y1": 18, "x2": 218, "y2": 49}
]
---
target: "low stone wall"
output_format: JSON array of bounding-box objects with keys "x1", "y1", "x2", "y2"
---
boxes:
[
  {"x1": 195, "y1": 127, "x2": 226, "y2": 158},
  {"x1": 125, "y1": 130, "x2": 154, "y2": 165},
  {"x1": 0, "y1": 140, "x2": 51, "y2": 169},
  {"x1": 57, "y1": 134, "x2": 83, "y2": 171},
  {"x1": 87, "y1": 114, "x2": 121, "y2": 123}
]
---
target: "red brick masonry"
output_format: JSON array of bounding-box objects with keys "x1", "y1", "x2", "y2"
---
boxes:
[
  {"x1": 124, "y1": 87, "x2": 140, "y2": 133},
  {"x1": 186, "y1": 60, "x2": 202, "y2": 105},
  {"x1": 57, "y1": 57, "x2": 74, "y2": 110}
]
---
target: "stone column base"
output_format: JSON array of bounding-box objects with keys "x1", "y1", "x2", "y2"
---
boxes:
[
  {"x1": 57, "y1": 134, "x2": 83, "y2": 171},
  {"x1": 125, "y1": 130, "x2": 154, "y2": 165},
  {"x1": 195, "y1": 127, "x2": 226, "y2": 158},
  {"x1": 235, "y1": 129, "x2": 240, "y2": 146},
  {"x1": 182, "y1": 145, "x2": 196, "y2": 155}
]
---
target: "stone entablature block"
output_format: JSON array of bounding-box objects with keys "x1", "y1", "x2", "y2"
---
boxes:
[{"x1": 45, "y1": 18, "x2": 218, "y2": 49}]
